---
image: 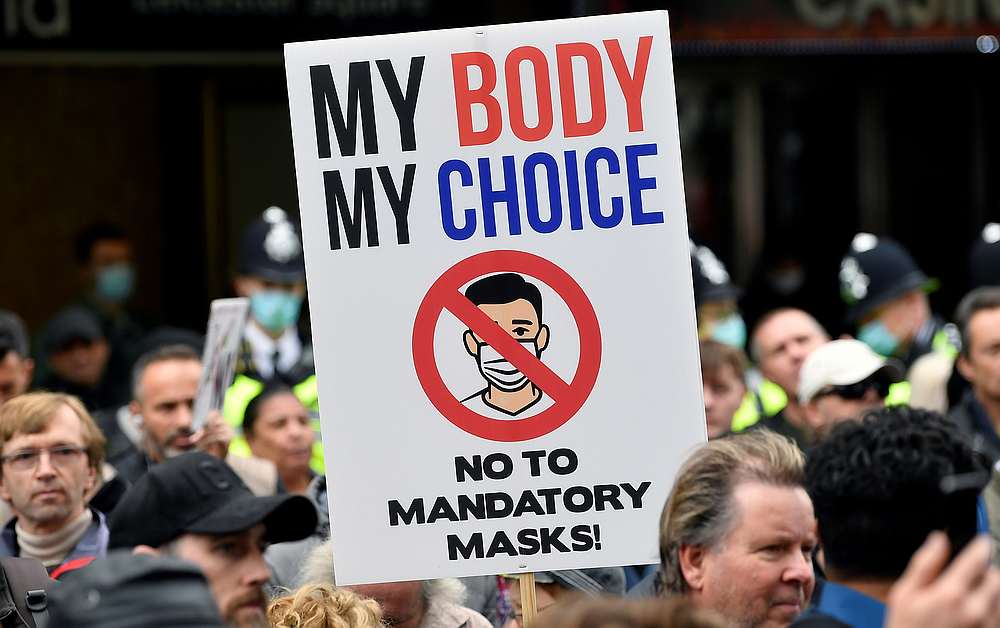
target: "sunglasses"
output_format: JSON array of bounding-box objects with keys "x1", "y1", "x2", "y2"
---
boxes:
[{"x1": 815, "y1": 377, "x2": 891, "y2": 401}]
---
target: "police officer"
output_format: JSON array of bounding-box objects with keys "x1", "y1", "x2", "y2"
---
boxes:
[
  {"x1": 839, "y1": 233, "x2": 959, "y2": 411},
  {"x1": 223, "y1": 207, "x2": 323, "y2": 472},
  {"x1": 691, "y1": 240, "x2": 745, "y2": 348},
  {"x1": 839, "y1": 233, "x2": 958, "y2": 367},
  {"x1": 689, "y1": 240, "x2": 786, "y2": 432}
]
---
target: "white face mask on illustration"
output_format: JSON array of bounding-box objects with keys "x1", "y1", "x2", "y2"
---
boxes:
[{"x1": 476, "y1": 340, "x2": 539, "y2": 392}]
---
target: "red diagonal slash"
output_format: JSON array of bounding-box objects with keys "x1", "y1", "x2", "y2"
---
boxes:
[{"x1": 442, "y1": 290, "x2": 573, "y2": 403}]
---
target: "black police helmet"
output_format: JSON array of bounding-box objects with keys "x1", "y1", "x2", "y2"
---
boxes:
[
  {"x1": 839, "y1": 233, "x2": 930, "y2": 324},
  {"x1": 238, "y1": 207, "x2": 306, "y2": 284},
  {"x1": 970, "y1": 223, "x2": 1000, "y2": 289},
  {"x1": 690, "y1": 240, "x2": 740, "y2": 306}
]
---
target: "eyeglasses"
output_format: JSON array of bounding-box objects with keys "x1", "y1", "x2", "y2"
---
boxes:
[
  {"x1": 815, "y1": 377, "x2": 891, "y2": 401},
  {"x1": 0, "y1": 446, "x2": 86, "y2": 472}
]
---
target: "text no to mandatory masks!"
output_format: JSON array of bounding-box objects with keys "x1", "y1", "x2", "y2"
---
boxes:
[{"x1": 285, "y1": 10, "x2": 707, "y2": 584}]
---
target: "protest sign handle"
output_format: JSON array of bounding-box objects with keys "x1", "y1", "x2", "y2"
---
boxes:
[{"x1": 519, "y1": 573, "x2": 537, "y2": 626}]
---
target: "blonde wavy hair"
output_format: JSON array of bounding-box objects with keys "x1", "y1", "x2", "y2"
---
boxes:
[{"x1": 268, "y1": 584, "x2": 384, "y2": 628}]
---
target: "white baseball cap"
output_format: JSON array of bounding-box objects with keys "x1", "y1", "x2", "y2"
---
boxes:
[{"x1": 798, "y1": 339, "x2": 903, "y2": 404}]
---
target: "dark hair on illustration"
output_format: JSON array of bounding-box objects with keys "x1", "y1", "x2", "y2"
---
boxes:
[
  {"x1": 243, "y1": 381, "x2": 298, "y2": 438},
  {"x1": 75, "y1": 221, "x2": 129, "y2": 265},
  {"x1": 465, "y1": 273, "x2": 543, "y2": 321},
  {"x1": 806, "y1": 405, "x2": 984, "y2": 581}
]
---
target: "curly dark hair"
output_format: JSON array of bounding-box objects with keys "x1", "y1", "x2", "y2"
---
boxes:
[{"x1": 805, "y1": 405, "x2": 985, "y2": 580}]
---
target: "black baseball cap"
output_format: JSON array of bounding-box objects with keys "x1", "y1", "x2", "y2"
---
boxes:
[
  {"x1": 48, "y1": 550, "x2": 224, "y2": 627},
  {"x1": 690, "y1": 240, "x2": 740, "y2": 306},
  {"x1": 109, "y1": 452, "x2": 318, "y2": 550},
  {"x1": 42, "y1": 306, "x2": 103, "y2": 356},
  {"x1": 839, "y1": 233, "x2": 934, "y2": 324},
  {"x1": 0, "y1": 310, "x2": 29, "y2": 358},
  {"x1": 238, "y1": 206, "x2": 306, "y2": 284}
]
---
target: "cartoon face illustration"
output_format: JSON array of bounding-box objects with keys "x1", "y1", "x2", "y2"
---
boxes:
[{"x1": 461, "y1": 273, "x2": 551, "y2": 416}]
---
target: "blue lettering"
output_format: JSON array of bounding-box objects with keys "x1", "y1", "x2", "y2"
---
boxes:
[
  {"x1": 584, "y1": 147, "x2": 624, "y2": 229},
  {"x1": 438, "y1": 159, "x2": 476, "y2": 241},
  {"x1": 626, "y1": 143, "x2": 663, "y2": 225},
  {"x1": 563, "y1": 150, "x2": 584, "y2": 231},
  {"x1": 524, "y1": 152, "x2": 562, "y2": 234},
  {"x1": 478, "y1": 156, "x2": 521, "y2": 238}
]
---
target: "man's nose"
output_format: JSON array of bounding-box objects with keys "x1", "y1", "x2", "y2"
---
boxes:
[
  {"x1": 243, "y1": 551, "x2": 271, "y2": 586},
  {"x1": 783, "y1": 551, "x2": 814, "y2": 586},
  {"x1": 702, "y1": 385, "x2": 715, "y2": 409},
  {"x1": 176, "y1": 405, "x2": 194, "y2": 430},
  {"x1": 34, "y1": 452, "x2": 57, "y2": 478}
]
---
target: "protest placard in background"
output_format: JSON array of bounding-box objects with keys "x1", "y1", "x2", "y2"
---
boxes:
[
  {"x1": 193, "y1": 297, "x2": 250, "y2": 430},
  {"x1": 285, "y1": 10, "x2": 706, "y2": 585}
]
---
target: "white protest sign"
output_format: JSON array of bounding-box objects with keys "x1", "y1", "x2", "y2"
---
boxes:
[
  {"x1": 193, "y1": 298, "x2": 250, "y2": 430},
  {"x1": 285, "y1": 11, "x2": 706, "y2": 585}
]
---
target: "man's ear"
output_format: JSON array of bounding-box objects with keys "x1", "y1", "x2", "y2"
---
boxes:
[
  {"x1": 464, "y1": 330, "x2": 479, "y2": 357},
  {"x1": 0, "y1": 473, "x2": 10, "y2": 504},
  {"x1": 678, "y1": 543, "x2": 709, "y2": 592},
  {"x1": 536, "y1": 324, "x2": 550, "y2": 353},
  {"x1": 22, "y1": 359, "x2": 34, "y2": 384},
  {"x1": 957, "y1": 354, "x2": 974, "y2": 382},
  {"x1": 84, "y1": 463, "x2": 98, "y2": 494},
  {"x1": 129, "y1": 400, "x2": 143, "y2": 426},
  {"x1": 132, "y1": 545, "x2": 161, "y2": 557}
]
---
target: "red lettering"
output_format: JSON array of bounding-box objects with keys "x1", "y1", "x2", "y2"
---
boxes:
[
  {"x1": 604, "y1": 36, "x2": 652, "y2": 133},
  {"x1": 504, "y1": 46, "x2": 554, "y2": 142},
  {"x1": 451, "y1": 52, "x2": 502, "y2": 147},
  {"x1": 555, "y1": 42, "x2": 607, "y2": 138}
]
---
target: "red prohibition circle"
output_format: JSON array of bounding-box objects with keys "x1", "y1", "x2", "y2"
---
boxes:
[{"x1": 412, "y1": 250, "x2": 602, "y2": 442}]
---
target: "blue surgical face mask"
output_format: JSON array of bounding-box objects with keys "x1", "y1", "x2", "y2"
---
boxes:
[
  {"x1": 858, "y1": 320, "x2": 900, "y2": 357},
  {"x1": 711, "y1": 313, "x2": 747, "y2": 349},
  {"x1": 95, "y1": 263, "x2": 135, "y2": 303},
  {"x1": 250, "y1": 291, "x2": 303, "y2": 334}
]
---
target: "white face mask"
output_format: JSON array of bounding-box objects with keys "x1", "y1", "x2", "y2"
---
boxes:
[{"x1": 477, "y1": 340, "x2": 538, "y2": 392}]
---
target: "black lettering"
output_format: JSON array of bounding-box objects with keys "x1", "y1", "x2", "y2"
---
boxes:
[
  {"x1": 426, "y1": 496, "x2": 459, "y2": 524},
  {"x1": 376, "y1": 56, "x2": 424, "y2": 152},
  {"x1": 486, "y1": 531, "x2": 518, "y2": 558},
  {"x1": 593, "y1": 484, "x2": 624, "y2": 511},
  {"x1": 564, "y1": 486, "x2": 594, "y2": 513},
  {"x1": 387, "y1": 498, "x2": 424, "y2": 526},
  {"x1": 310, "y1": 62, "x2": 378, "y2": 159},
  {"x1": 376, "y1": 164, "x2": 415, "y2": 245},
  {"x1": 486, "y1": 492, "x2": 514, "y2": 518},
  {"x1": 549, "y1": 448, "x2": 578, "y2": 475},
  {"x1": 448, "y1": 533, "x2": 483, "y2": 560},
  {"x1": 456, "y1": 493, "x2": 485, "y2": 521},
  {"x1": 521, "y1": 450, "x2": 546, "y2": 477},
  {"x1": 517, "y1": 528, "x2": 541, "y2": 555},
  {"x1": 621, "y1": 481, "x2": 652, "y2": 508},
  {"x1": 539, "y1": 526, "x2": 570, "y2": 553},
  {"x1": 455, "y1": 455, "x2": 482, "y2": 482},
  {"x1": 323, "y1": 168, "x2": 378, "y2": 250},
  {"x1": 570, "y1": 524, "x2": 594, "y2": 551},
  {"x1": 513, "y1": 490, "x2": 546, "y2": 517},
  {"x1": 483, "y1": 453, "x2": 514, "y2": 480},
  {"x1": 536, "y1": 488, "x2": 562, "y2": 514}
]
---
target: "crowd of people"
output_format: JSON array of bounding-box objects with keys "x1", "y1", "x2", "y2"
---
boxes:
[{"x1": 0, "y1": 211, "x2": 998, "y2": 627}]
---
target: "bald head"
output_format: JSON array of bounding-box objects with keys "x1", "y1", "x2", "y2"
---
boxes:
[{"x1": 751, "y1": 309, "x2": 829, "y2": 398}]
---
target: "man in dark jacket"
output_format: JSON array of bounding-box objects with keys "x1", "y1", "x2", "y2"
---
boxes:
[
  {"x1": 949, "y1": 287, "x2": 1000, "y2": 463},
  {"x1": 794, "y1": 407, "x2": 986, "y2": 628}
]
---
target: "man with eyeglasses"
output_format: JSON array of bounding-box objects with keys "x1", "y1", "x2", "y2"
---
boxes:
[
  {"x1": 0, "y1": 392, "x2": 109, "y2": 577},
  {"x1": 798, "y1": 339, "x2": 903, "y2": 438}
]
